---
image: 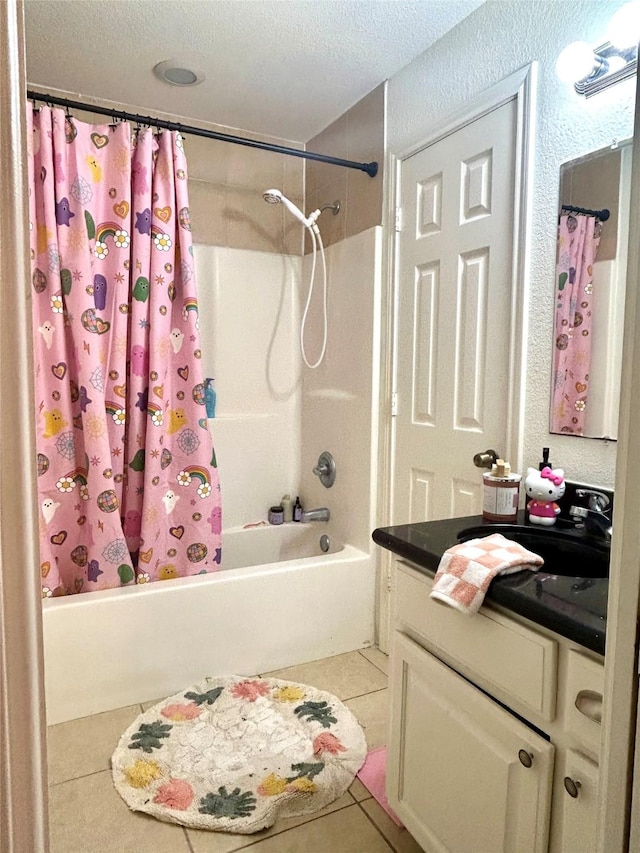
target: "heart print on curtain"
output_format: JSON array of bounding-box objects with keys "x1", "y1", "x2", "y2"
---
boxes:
[{"x1": 28, "y1": 106, "x2": 221, "y2": 596}]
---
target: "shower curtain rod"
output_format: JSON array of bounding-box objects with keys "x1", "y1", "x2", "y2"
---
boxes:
[
  {"x1": 561, "y1": 203, "x2": 610, "y2": 221},
  {"x1": 27, "y1": 89, "x2": 379, "y2": 178}
]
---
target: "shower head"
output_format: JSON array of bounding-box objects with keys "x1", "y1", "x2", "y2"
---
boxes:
[
  {"x1": 263, "y1": 189, "x2": 282, "y2": 205},
  {"x1": 263, "y1": 188, "x2": 311, "y2": 227}
]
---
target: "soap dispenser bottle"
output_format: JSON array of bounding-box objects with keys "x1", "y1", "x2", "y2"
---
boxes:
[{"x1": 482, "y1": 459, "x2": 522, "y2": 523}]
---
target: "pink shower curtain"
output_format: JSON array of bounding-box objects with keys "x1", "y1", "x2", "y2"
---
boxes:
[
  {"x1": 550, "y1": 212, "x2": 602, "y2": 435},
  {"x1": 28, "y1": 106, "x2": 221, "y2": 597}
]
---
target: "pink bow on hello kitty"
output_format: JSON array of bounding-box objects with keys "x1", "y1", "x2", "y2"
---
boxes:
[{"x1": 540, "y1": 466, "x2": 564, "y2": 486}]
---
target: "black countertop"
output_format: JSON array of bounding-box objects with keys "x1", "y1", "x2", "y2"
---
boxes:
[{"x1": 372, "y1": 512, "x2": 607, "y2": 656}]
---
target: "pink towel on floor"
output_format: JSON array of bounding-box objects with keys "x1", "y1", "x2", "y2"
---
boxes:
[
  {"x1": 357, "y1": 746, "x2": 404, "y2": 827},
  {"x1": 430, "y1": 533, "x2": 544, "y2": 615}
]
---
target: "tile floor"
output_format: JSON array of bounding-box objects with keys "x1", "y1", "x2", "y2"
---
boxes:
[{"x1": 47, "y1": 647, "x2": 424, "y2": 853}]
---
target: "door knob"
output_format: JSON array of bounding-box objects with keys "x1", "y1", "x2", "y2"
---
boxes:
[
  {"x1": 518, "y1": 749, "x2": 533, "y2": 768},
  {"x1": 473, "y1": 449, "x2": 499, "y2": 469},
  {"x1": 564, "y1": 777, "x2": 582, "y2": 798}
]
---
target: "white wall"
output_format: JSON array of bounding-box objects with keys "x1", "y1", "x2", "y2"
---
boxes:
[
  {"x1": 300, "y1": 227, "x2": 382, "y2": 553},
  {"x1": 388, "y1": 0, "x2": 636, "y2": 488},
  {"x1": 194, "y1": 245, "x2": 302, "y2": 528}
]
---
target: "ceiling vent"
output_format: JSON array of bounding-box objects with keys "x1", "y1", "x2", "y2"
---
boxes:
[{"x1": 153, "y1": 60, "x2": 205, "y2": 87}]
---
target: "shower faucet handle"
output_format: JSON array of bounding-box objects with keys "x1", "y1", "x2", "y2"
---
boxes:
[{"x1": 313, "y1": 451, "x2": 336, "y2": 488}]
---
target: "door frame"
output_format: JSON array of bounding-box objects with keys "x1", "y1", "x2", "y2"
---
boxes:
[
  {"x1": 601, "y1": 68, "x2": 640, "y2": 852},
  {"x1": 0, "y1": 2, "x2": 50, "y2": 851},
  {"x1": 376, "y1": 64, "x2": 536, "y2": 653}
]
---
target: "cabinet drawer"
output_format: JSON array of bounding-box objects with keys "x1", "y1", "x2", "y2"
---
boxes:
[
  {"x1": 394, "y1": 560, "x2": 558, "y2": 721},
  {"x1": 564, "y1": 650, "x2": 604, "y2": 758}
]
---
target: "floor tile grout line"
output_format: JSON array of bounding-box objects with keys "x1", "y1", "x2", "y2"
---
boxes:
[
  {"x1": 182, "y1": 825, "x2": 195, "y2": 852},
  {"x1": 356, "y1": 799, "x2": 398, "y2": 852},
  {"x1": 344, "y1": 685, "x2": 388, "y2": 703},
  {"x1": 49, "y1": 766, "x2": 111, "y2": 788},
  {"x1": 357, "y1": 647, "x2": 390, "y2": 677},
  {"x1": 258, "y1": 647, "x2": 387, "y2": 681},
  {"x1": 184, "y1": 795, "x2": 361, "y2": 851}
]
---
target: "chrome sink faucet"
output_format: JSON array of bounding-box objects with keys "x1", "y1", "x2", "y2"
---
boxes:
[
  {"x1": 301, "y1": 507, "x2": 330, "y2": 523},
  {"x1": 569, "y1": 488, "x2": 612, "y2": 541}
]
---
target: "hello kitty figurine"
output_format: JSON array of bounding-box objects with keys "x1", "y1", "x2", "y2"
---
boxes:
[{"x1": 525, "y1": 467, "x2": 565, "y2": 525}]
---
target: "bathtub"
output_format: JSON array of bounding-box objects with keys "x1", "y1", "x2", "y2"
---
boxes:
[{"x1": 41, "y1": 524, "x2": 375, "y2": 724}]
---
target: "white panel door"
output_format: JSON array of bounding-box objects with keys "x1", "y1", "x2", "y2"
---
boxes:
[
  {"x1": 388, "y1": 631, "x2": 554, "y2": 853},
  {"x1": 393, "y1": 99, "x2": 517, "y2": 523}
]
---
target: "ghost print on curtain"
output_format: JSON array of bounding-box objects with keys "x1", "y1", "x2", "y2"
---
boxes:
[{"x1": 28, "y1": 106, "x2": 221, "y2": 597}]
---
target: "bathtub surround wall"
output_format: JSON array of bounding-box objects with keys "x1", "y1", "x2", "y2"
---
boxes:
[
  {"x1": 305, "y1": 84, "x2": 385, "y2": 251},
  {"x1": 296, "y1": 88, "x2": 386, "y2": 567},
  {"x1": 387, "y1": 0, "x2": 635, "y2": 487},
  {"x1": 301, "y1": 227, "x2": 383, "y2": 554},
  {"x1": 192, "y1": 84, "x2": 385, "y2": 530},
  {"x1": 185, "y1": 128, "x2": 305, "y2": 256},
  {"x1": 196, "y1": 245, "x2": 302, "y2": 528}
]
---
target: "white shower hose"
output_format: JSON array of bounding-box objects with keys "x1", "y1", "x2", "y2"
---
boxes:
[{"x1": 300, "y1": 220, "x2": 327, "y2": 369}]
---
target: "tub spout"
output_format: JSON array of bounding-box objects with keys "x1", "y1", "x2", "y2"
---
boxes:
[{"x1": 301, "y1": 507, "x2": 330, "y2": 522}]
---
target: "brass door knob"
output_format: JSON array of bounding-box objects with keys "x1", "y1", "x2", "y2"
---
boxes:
[
  {"x1": 518, "y1": 749, "x2": 533, "y2": 768},
  {"x1": 473, "y1": 449, "x2": 499, "y2": 469},
  {"x1": 564, "y1": 777, "x2": 582, "y2": 798}
]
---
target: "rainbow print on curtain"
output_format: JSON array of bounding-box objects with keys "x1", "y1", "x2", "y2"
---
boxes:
[{"x1": 28, "y1": 105, "x2": 221, "y2": 596}]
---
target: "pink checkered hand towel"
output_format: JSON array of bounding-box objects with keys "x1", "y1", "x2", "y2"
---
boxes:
[{"x1": 430, "y1": 533, "x2": 544, "y2": 615}]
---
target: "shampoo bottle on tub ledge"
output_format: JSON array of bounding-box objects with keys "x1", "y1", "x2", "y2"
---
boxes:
[
  {"x1": 281, "y1": 494, "x2": 293, "y2": 523},
  {"x1": 205, "y1": 378, "x2": 216, "y2": 418}
]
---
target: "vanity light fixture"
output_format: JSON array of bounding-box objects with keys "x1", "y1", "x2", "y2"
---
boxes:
[{"x1": 556, "y1": 1, "x2": 639, "y2": 97}]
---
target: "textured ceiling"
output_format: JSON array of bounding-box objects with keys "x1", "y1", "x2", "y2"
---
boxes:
[{"x1": 24, "y1": 0, "x2": 483, "y2": 142}]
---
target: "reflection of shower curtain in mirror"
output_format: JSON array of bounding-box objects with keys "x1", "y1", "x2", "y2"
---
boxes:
[{"x1": 550, "y1": 213, "x2": 602, "y2": 435}]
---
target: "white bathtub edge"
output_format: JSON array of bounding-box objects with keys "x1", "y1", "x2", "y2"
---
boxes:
[{"x1": 43, "y1": 545, "x2": 375, "y2": 724}]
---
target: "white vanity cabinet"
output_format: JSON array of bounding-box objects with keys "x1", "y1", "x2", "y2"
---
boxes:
[
  {"x1": 387, "y1": 559, "x2": 604, "y2": 853},
  {"x1": 389, "y1": 631, "x2": 554, "y2": 853}
]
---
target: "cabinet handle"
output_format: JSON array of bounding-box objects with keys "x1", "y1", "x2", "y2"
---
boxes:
[
  {"x1": 575, "y1": 689, "x2": 603, "y2": 724},
  {"x1": 564, "y1": 777, "x2": 582, "y2": 798},
  {"x1": 518, "y1": 749, "x2": 533, "y2": 768}
]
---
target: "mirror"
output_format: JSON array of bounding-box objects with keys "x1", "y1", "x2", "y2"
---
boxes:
[{"x1": 550, "y1": 139, "x2": 632, "y2": 440}]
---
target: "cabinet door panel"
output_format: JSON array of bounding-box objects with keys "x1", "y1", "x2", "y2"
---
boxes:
[
  {"x1": 388, "y1": 631, "x2": 554, "y2": 853},
  {"x1": 552, "y1": 749, "x2": 598, "y2": 853}
]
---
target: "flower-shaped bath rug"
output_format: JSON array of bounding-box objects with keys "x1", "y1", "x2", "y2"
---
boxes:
[{"x1": 111, "y1": 676, "x2": 367, "y2": 833}]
